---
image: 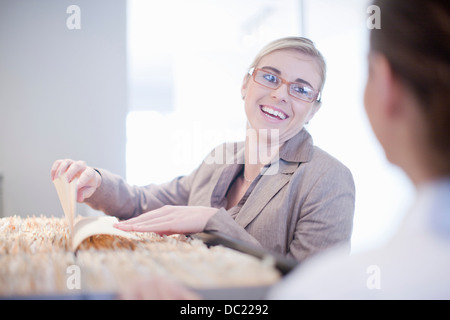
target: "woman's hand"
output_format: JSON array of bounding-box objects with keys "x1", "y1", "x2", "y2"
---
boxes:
[
  {"x1": 50, "y1": 159, "x2": 102, "y2": 202},
  {"x1": 114, "y1": 205, "x2": 218, "y2": 235}
]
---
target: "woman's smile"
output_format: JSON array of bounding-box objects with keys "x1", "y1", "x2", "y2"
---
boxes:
[{"x1": 259, "y1": 105, "x2": 289, "y2": 121}]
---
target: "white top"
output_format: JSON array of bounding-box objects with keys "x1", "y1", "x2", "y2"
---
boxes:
[{"x1": 268, "y1": 177, "x2": 450, "y2": 299}]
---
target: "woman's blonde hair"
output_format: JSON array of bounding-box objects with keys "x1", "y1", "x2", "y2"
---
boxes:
[{"x1": 248, "y1": 37, "x2": 327, "y2": 96}]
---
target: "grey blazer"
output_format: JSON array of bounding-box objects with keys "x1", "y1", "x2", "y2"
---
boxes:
[{"x1": 85, "y1": 129, "x2": 355, "y2": 262}]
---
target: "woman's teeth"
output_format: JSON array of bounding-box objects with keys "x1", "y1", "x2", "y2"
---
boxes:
[{"x1": 261, "y1": 106, "x2": 287, "y2": 120}]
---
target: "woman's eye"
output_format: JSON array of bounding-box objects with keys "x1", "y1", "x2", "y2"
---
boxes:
[
  {"x1": 293, "y1": 85, "x2": 311, "y2": 96},
  {"x1": 263, "y1": 73, "x2": 278, "y2": 83},
  {"x1": 294, "y1": 87, "x2": 306, "y2": 94}
]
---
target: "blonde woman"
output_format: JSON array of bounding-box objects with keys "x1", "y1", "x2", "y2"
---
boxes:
[{"x1": 51, "y1": 37, "x2": 355, "y2": 262}]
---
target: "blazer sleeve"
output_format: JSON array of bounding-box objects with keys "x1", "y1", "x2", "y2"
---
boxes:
[
  {"x1": 204, "y1": 208, "x2": 264, "y2": 248},
  {"x1": 287, "y1": 159, "x2": 355, "y2": 261},
  {"x1": 83, "y1": 168, "x2": 196, "y2": 220}
]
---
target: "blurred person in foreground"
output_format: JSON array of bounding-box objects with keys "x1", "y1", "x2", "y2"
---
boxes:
[
  {"x1": 122, "y1": 0, "x2": 450, "y2": 299},
  {"x1": 269, "y1": 0, "x2": 450, "y2": 299}
]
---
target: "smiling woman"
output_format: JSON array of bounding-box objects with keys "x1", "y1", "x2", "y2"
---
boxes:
[
  {"x1": 51, "y1": 37, "x2": 355, "y2": 263},
  {"x1": 242, "y1": 47, "x2": 324, "y2": 144}
]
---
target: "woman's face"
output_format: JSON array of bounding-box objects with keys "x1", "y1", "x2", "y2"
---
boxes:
[{"x1": 242, "y1": 49, "x2": 322, "y2": 144}]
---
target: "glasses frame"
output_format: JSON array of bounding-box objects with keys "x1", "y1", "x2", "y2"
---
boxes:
[{"x1": 249, "y1": 67, "x2": 321, "y2": 103}]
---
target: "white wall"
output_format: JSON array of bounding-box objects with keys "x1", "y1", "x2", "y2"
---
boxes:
[{"x1": 0, "y1": 0, "x2": 127, "y2": 217}]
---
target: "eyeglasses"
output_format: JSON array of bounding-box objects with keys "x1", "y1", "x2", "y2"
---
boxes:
[{"x1": 249, "y1": 68, "x2": 321, "y2": 103}]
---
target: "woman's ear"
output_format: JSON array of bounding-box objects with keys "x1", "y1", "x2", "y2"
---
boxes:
[
  {"x1": 241, "y1": 74, "x2": 250, "y2": 100},
  {"x1": 369, "y1": 53, "x2": 399, "y2": 118}
]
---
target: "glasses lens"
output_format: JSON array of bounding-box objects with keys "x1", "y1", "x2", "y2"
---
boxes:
[
  {"x1": 290, "y1": 84, "x2": 316, "y2": 102},
  {"x1": 252, "y1": 69, "x2": 319, "y2": 103},
  {"x1": 254, "y1": 70, "x2": 280, "y2": 88}
]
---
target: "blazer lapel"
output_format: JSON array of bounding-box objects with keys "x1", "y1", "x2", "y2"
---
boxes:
[
  {"x1": 235, "y1": 160, "x2": 298, "y2": 228},
  {"x1": 227, "y1": 129, "x2": 313, "y2": 228}
]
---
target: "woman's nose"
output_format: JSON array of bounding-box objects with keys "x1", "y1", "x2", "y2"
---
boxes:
[{"x1": 270, "y1": 83, "x2": 289, "y2": 102}]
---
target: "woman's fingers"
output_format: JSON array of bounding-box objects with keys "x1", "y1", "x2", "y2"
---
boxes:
[
  {"x1": 51, "y1": 159, "x2": 101, "y2": 202},
  {"x1": 76, "y1": 167, "x2": 101, "y2": 201},
  {"x1": 115, "y1": 220, "x2": 174, "y2": 233},
  {"x1": 65, "y1": 160, "x2": 87, "y2": 182},
  {"x1": 51, "y1": 159, "x2": 72, "y2": 180},
  {"x1": 51, "y1": 159, "x2": 86, "y2": 181},
  {"x1": 114, "y1": 208, "x2": 175, "y2": 233},
  {"x1": 114, "y1": 206, "x2": 218, "y2": 235},
  {"x1": 50, "y1": 160, "x2": 60, "y2": 180},
  {"x1": 117, "y1": 206, "x2": 171, "y2": 225}
]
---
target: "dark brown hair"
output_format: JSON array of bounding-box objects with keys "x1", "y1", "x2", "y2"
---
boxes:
[{"x1": 370, "y1": 0, "x2": 450, "y2": 171}]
